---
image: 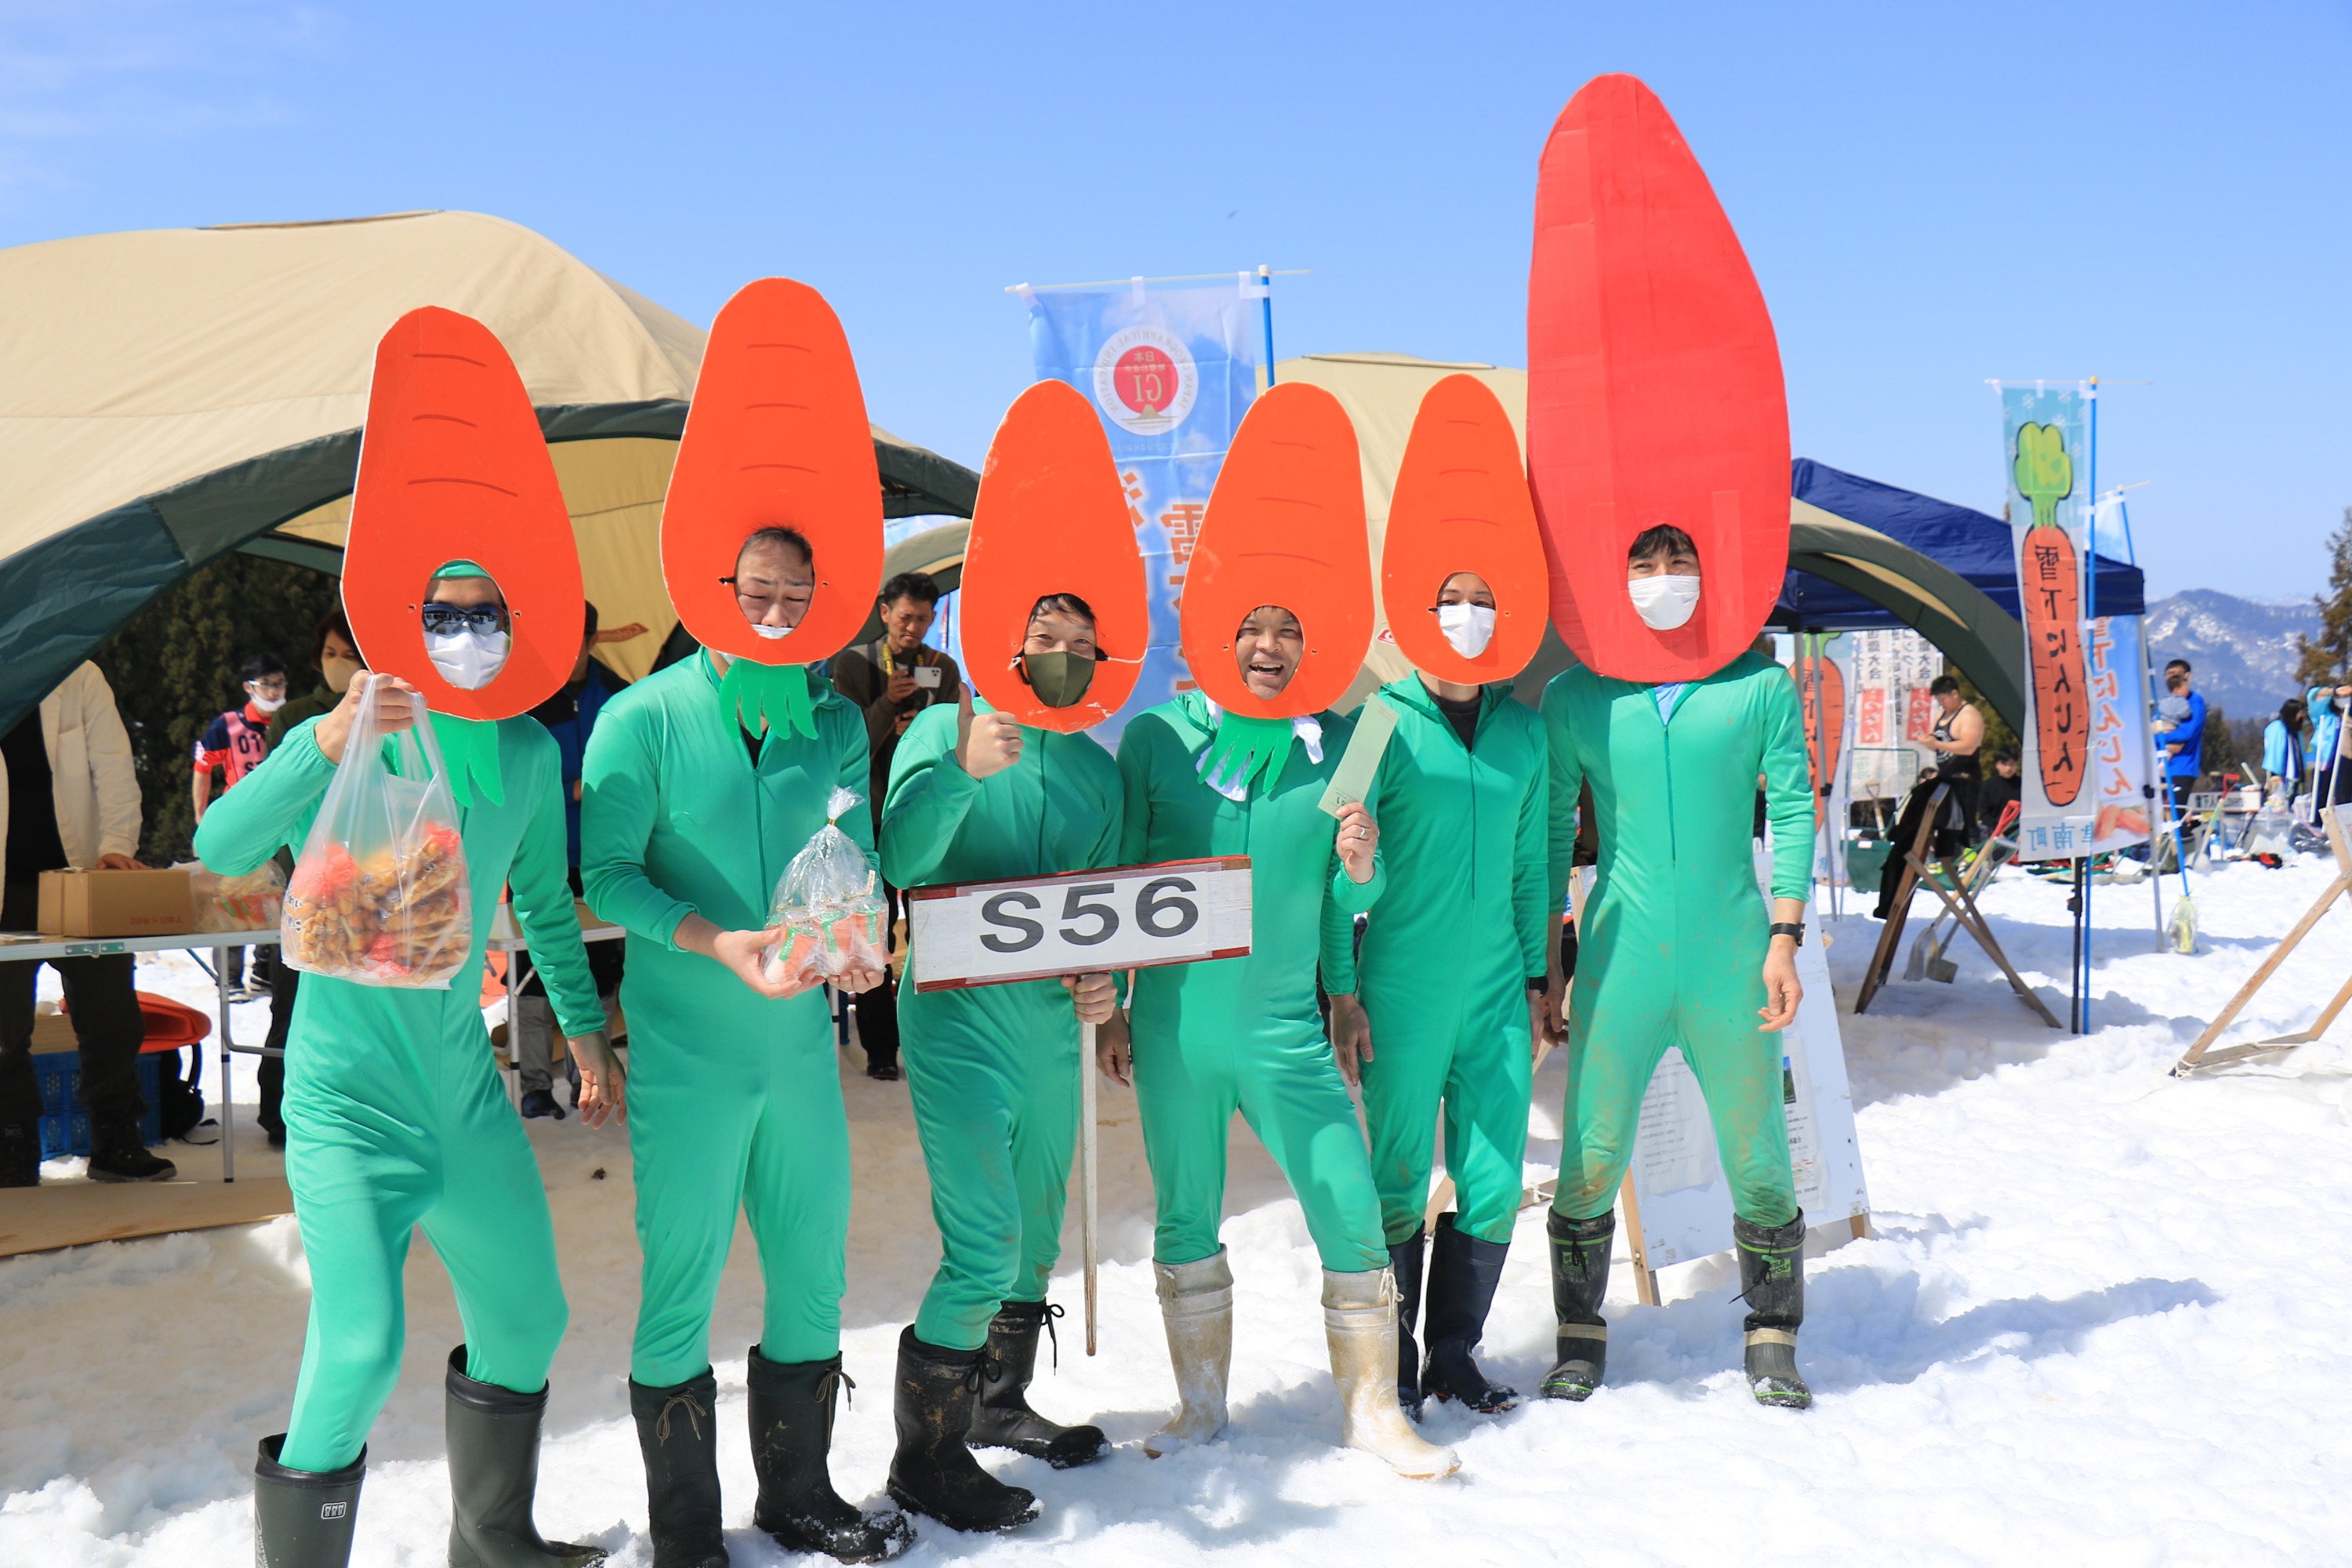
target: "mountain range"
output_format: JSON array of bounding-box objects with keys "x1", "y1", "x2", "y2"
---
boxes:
[{"x1": 2142, "y1": 589, "x2": 2321, "y2": 725}]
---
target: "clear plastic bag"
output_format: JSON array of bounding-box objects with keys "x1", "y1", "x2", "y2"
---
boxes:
[
  {"x1": 761, "y1": 787, "x2": 887, "y2": 987},
  {"x1": 281, "y1": 677, "x2": 472, "y2": 988},
  {"x1": 180, "y1": 858, "x2": 287, "y2": 933},
  {"x1": 2246, "y1": 778, "x2": 2295, "y2": 858}
]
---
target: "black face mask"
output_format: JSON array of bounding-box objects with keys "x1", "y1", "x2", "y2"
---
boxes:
[{"x1": 1018, "y1": 651, "x2": 1096, "y2": 709}]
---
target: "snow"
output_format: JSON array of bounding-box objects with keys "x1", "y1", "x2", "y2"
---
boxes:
[{"x1": 6, "y1": 856, "x2": 2352, "y2": 1565}]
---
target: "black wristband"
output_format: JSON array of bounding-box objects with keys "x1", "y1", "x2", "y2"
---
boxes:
[
  {"x1": 1768, "y1": 921, "x2": 1806, "y2": 946},
  {"x1": 1525, "y1": 976, "x2": 1548, "y2": 993}
]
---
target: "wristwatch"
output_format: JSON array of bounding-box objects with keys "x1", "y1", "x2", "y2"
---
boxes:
[{"x1": 1768, "y1": 921, "x2": 1806, "y2": 946}]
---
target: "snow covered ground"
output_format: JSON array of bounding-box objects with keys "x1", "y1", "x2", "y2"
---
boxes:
[{"x1": 5, "y1": 855, "x2": 2351, "y2": 1565}]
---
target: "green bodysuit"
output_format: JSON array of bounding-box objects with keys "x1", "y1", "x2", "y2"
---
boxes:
[
  {"x1": 1116, "y1": 693, "x2": 1389, "y2": 1274},
  {"x1": 880, "y1": 699, "x2": 1123, "y2": 1352},
  {"x1": 579, "y1": 651, "x2": 869, "y2": 1388},
  {"x1": 1357, "y1": 678, "x2": 1549, "y2": 1247},
  {"x1": 1541, "y1": 652, "x2": 1813, "y2": 1228},
  {"x1": 192, "y1": 716, "x2": 604, "y2": 1475}
]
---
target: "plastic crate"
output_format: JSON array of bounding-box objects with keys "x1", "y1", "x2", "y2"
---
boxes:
[{"x1": 30, "y1": 1050, "x2": 162, "y2": 1158}]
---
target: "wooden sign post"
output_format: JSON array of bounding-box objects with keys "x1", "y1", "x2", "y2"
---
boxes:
[
  {"x1": 2171, "y1": 797, "x2": 2352, "y2": 1076},
  {"x1": 906, "y1": 857, "x2": 1254, "y2": 1352}
]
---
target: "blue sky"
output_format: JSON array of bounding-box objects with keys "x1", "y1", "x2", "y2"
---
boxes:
[{"x1": 4, "y1": 1, "x2": 2347, "y2": 601}]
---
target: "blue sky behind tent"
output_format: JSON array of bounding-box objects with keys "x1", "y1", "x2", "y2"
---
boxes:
[{"x1": 2, "y1": 1, "x2": 2345, "y2": 601}]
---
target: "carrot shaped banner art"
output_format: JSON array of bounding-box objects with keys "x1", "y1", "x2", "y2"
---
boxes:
[{"x1": 2002, "y1": 385, "x2": 2098, "y2": 859}]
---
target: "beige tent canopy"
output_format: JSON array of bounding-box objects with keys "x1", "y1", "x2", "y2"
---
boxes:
[{"x1": 0, "y1": 209, "x2": 978, "y2": 729}]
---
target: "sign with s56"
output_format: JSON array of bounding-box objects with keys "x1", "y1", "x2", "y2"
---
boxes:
[{"x1": 906, "y1": 857, "x2": 1251, "y2": 992}]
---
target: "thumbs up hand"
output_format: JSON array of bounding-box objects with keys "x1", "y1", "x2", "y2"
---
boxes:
[{"x1": 956, "y1": 687, "x2": 1024, "y2": 780}]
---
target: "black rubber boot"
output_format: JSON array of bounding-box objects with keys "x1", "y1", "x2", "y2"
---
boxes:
[
  {"x1": 1, "y1": 1123, "x2": 38, "y2": 1188},
  {"x1": 885, "y1": 1328, "x2": 1038, "y2": 1534},
  {"x1": 87, "y1": 1112, "x2": 173, "y2": 1182},
  {"x1": 253, "y1": 1433, "x2": 364, "y2": 1568},
  {"x1": 1734, "y1": 1212, "x2": 1813, "y2": 1410},
  {"x1": 628, "y1": 1369, "x2": 726, "y2": 1568},
  {"x1": 1540, "y1": 1208, "x2": 1613, "y2": 1402},
  {"x1": 1387, "y1": 1230, "x2": 1426, "y2": 1414},
  {"x1": 747, "y1": 1345, "x2": 913, "y2": 1563},
  {"x1": 1420, "y1": 1215, "x2": 1518, "y2": 1412},
  {"x1": 969, "y1": 1301, "x2": 1108, "y2": 1468},
  {"x1": 443, "y1": 1346, "x2": 608, "y2": 1566}
]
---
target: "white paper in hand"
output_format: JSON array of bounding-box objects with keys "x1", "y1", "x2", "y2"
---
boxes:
[{"x1": 1319, "y1": 697, "x2": 1399, "y2": 818}]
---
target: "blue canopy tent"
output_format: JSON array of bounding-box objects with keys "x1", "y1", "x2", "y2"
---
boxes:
[{"x1": 1771, "y1": 459, "x2": 2146, "y2": 732}]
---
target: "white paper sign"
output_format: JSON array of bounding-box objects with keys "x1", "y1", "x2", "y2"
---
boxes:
[
  {"x1": 1617, "y1": 858, "x2": 1871, "y2": 1268},
  {"x1": 907, "y1": 857, "x2": 1252, "y2": 992}
]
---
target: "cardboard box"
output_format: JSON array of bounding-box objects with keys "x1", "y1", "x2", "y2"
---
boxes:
[{"x1": 37, "y1": 869, "x2": 193, "y2": 938}]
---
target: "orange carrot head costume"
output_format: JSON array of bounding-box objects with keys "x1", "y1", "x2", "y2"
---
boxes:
[
  {"x1": 1381, "y1": 374, "x2": 1547, "y2": 684},
  {"x1": 1177, "y1": 382, "x2": 1371, "y2": 793},
  {"x1": 660, "y1": 278, "x2": 883, "y2": 739},
  {"x1": 342, "y1": 306, "x2": 584, "y2": 805},
  {"x1": 1527, "y1": 72, "x2": 1790, "y2": 684},
  {"x1": 960, "y1": 381, "x2": 1148, "y2": 734}
]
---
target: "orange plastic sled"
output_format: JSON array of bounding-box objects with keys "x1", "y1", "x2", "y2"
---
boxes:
[
  {"x1": 1179, "y1": 382, "x2": 1371, "y2": 720},
  {"x1": 960, "y1": 381, "x2": 1148, "y2": 732},
  {"x1": 1381, "y1": 374, "x2": 1547, "y2": 684},
  {"x1": 1527, "y1": 73, "x2": 1790, "y2": 682},
  {"x1": 342, "y1": 307, "x2": 583, "y2": 720},
  {"x1": 661, "y1": 278, "x2": 883, "y2": 666}
]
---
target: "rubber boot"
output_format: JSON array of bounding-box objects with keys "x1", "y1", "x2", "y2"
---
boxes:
[
  {"x1": 1735, "y1": 1211, "x2": 1813, "y2": 1410},
  {"x1": 253, "y1": 1433, "x2": 363, "y2": 1568},
  {"x1": 1540, "y1": 1208, "x2": 1612, "y2": 1401},
  {"x1": 1419, "y1": 1215, "x2": 1518, "y2": 1412},
  {"x1": 1388, "y1": 1229, "x2": 1426, "y2": 1415},
  {"x1": 884, "y1": 1328, "x2": 1037, "y2": 1534},
  {"x1": 87, "y1": 1111, "x2": 173, "y2": 1182},
  {"x1": 1144, "y1": 1249, "x2": 1232, "y2": 1457},
  {"x1": 628, "y1": 1369, "x2": 725, "y2": 1568},
  {"x1": 443, "y1": 1347, "x2": 607, "y2": 1566},
  {"x1": 968, "y1": 1301, "x2": 1108, "y2": 1468},
  {"x1": 1321, "y1": 1269, "x2": 1460, "y2": 1480},
  {"x1": 746, "y1": 1346, "x2": 912, "y2": 1562}
]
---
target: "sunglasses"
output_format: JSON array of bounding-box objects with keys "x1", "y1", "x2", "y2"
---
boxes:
[{"x1": 420, "y1": 604, "x2": 505, "y2": 637}]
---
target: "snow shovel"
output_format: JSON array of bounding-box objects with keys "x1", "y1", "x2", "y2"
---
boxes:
[{"x1": 1907, "y1": 804, "x2": 2017, "y2": 982}]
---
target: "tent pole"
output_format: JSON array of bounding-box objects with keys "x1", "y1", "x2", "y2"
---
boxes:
[
  {"x1": 2079, "y1": 378, "x2": 2099, "y2": 1032},
  {"x1": 1258, "y1": 264, "x2": 1276, "y2": 393}
]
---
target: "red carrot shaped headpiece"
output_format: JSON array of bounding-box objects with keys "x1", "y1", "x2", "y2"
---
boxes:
[
  {"x1": 960, "y1": 380, "x2": 1148, "y2": 734},
  {"x1": 661, "y1": 278, "x2": 884, "y2": 737},
  {"x1": 1527, "y1": 73, "x2": 1790, "y2": 681},
  {"x1": 1381, "y1": 374, "x2": 1547, "y2": 685}
]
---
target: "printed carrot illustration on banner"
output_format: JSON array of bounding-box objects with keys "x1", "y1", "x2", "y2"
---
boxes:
[{"x1": 2013, "y1": 420, "x2": 2085, "y2": 807}]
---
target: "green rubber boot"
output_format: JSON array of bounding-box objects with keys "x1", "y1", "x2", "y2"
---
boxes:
[
  {"x1": 252, "y1": 1433, "x2": 363, "y2": 1568},
  {"x1": 1734, "y1": 1212, "x2": 1813, "y2": 1410},
  {"x1": 444, "y1": 1347, "x2": 608, "y2": 1566}
]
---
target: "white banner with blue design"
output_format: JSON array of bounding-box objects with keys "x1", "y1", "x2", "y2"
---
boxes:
[{"x1": 1019, "y1": 276, "x2": 1266, "y2": 746}]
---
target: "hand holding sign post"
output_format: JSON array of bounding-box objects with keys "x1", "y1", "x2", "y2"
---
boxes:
[{"x1": 908, "y1": 857, "x2": 1253, "y2": 1352}]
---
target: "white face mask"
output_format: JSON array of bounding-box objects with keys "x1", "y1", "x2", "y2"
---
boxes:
[
  {"x1": 1627, "y1": 573, "x2": 1701, "y2": 631},
  {"x1": 750, "y1": 622, "x2": 793, "y2": 641},
  {"x1": 248, "y1": 690, "x2": 286, "y2": 713},
  {"x1": 426, "y1": 628, "x2": 510, "y2": 691},
  {"x1": 1436, "y1": 603, "x2": 1497, "y2": 659}
]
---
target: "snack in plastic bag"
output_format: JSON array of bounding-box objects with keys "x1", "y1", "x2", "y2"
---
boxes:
[
  {"x1": 181, "y1": 859, "x2": 288, "y2": 933},
  {"x1": 281, "y1": 677, "x2": 473, "y2": 988},
  {"x1": 761, "y1": 787, "x2": 887, "y2": 988}
]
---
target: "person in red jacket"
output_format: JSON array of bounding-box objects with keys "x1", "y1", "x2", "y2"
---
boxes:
[{"x1": 193, "y1": 652, "x2": 289, "y2": 1002}]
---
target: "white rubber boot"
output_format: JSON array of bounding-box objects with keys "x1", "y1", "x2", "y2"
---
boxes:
[
  {"x1": 1145, "y1": 1249, "x2": 1233, "y2": 1457},
  {"x1": 1323, "y1": 1269, "x2": 1461, "y2": 1479}
]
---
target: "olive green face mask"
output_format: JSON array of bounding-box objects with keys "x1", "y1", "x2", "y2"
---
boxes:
[{"x1": 1019, "y1": 651, "x2": 1097, "y2": 709}]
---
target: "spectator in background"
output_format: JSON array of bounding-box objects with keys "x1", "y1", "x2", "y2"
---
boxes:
[
  {"x1": 1978, "y1": 748, "x2": 2023, "y2": 840},
  {"x1": 2154, "y1": 661, "x2": 2207, "y2": 826},
  {"x1": 194, "y1": 653, "x2": 289, "y2": 1003},
  {"x1": 253, "y1": 612, "x2": 362, "y2": 1148},
  {"x1": 1918, "y1": 673, "x2": 1984, "y2": 839},
  {"x1": 2313, "y1": 684, "x2": 2352, "y2": 810},
  {"x1": 1, "y1": 663, "x2": 174, "y2": 1185},
  {"x1": 2264, "y1": 698, "x2": 2309, "y2": 799},
  {"x1": 826, "y1": 571, "x2": 963, "y2": 1080},
  {"x1": 512, "y1": 602, "x2": 627, "y2": 1120}
]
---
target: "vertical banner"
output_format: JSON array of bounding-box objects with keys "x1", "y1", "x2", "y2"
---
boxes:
[
  {"x1": 2002, "y1": 385, "x2": 2096, "y2": 858},
  {"x1": 1844, "y1": 628, "x2": 1937, "y2": 826},
  {"x1": 2085, "y1": 615, "x2": 2153, "y2": 851},
  {"x1": 1021, "y1": 278, "x2": 1266, "y2": 746}
]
